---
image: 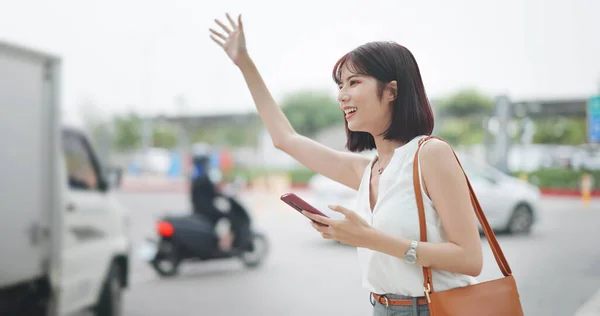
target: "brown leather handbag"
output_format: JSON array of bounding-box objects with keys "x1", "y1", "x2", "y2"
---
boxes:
[{"x1": 412, "y1": 136, "x2": 524, "y2": 316}]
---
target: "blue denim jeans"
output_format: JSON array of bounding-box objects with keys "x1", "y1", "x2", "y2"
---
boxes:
[{"x1": 370, "y1": 293, "x2": 430, "y2": 316}]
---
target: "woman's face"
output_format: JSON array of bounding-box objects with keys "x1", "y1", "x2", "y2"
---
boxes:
[{"x1": 337, "y1": 63, "x2": 394, "y2": 135}]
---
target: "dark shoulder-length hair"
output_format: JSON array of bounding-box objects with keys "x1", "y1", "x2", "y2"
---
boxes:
[{"x1": 332, "y1": 41, "x2": 435, "y2": 152}]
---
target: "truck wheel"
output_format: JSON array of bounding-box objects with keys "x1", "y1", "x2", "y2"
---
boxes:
[{"x1": 94, "y1": 263, "x2": 123, "y2": 316}]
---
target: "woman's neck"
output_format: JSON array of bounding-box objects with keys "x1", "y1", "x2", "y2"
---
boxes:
[{"x1": 373, "y1": 136, "x2": 405, "y2": 161}]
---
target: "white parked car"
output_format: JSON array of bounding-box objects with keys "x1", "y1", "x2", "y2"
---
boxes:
[
  {"x1": 458, "y1": 154, "x2": 541, "y2": 234},
  {"x1": 307, "y1": 154, "x2": 541, "y2": 235}
]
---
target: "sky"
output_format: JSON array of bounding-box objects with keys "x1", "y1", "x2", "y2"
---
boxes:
[{"x1": 1, "y1": 0, "x2": 599, "y2": 121}]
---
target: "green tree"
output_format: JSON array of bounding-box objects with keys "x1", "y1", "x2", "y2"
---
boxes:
[
  {"x1": 152, "y1": 125, "x2": 178, "y2": 148},
  {"x1": 435, "y1": 88, "x2": 493, "y2": 145},
  {"x1": 437, "y1": 88, "x2": 494, "y2": 118},
  {"x1": 281, "y1": 90, "x2": 343, "y2": 137},
  {"x1": 113, "y1": 113, "x2": 142, "y2": 150},
  {"x1": 533, "y1": 118, "x2": 587, "y2": 145},
  {"x1": 190, "y1": 124, "x2": 260, "y2": 147},
  {"x1": 436, "y1": 118, "x2": 486, "y2": 146},
  {"x1": 221, "y1": 125, "x2": 260, "y2": 146}
]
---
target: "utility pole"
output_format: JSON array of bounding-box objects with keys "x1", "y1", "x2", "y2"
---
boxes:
[
  {"x1": 140, "y1": 24, "x2": 171, "y2": 151},
  {"x1": 493, "y1": 95, "x2": 512, "y2": 173}
]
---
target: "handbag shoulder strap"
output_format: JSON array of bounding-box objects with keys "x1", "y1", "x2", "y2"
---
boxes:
[{"x1": 412, "y1": 136, "x2": 513, "y2": 293}]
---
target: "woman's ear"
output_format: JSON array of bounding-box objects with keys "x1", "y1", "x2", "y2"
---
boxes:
[{"x1": 386, "y1": 80, "x2": 398, "y2": 102}]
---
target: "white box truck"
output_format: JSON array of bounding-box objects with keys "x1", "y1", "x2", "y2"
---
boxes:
[{"x1": 0, "y1": 41, "x2": 131, "y2": 316}]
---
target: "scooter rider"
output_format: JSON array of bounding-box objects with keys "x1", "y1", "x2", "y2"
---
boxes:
[{"x1": 190, "y1": 154, "x2": 236, "y2": 252}]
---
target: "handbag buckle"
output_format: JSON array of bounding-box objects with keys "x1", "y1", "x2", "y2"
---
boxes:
[{"x1": 424, "y1": 283, "x2": 431, "y2": 304}]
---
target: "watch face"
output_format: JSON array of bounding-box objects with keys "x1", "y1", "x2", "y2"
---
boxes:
[{"x1": 405, "y1": 254, "x2": 416, "y2": 264}]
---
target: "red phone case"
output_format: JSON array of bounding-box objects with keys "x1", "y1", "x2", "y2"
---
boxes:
[{"x1": 280, "y1": 193, "x2": 329, "y2": 225}]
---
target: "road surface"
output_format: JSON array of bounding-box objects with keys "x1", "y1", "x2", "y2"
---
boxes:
[{"x1": 115, "y1": 190, "x2": 600, "y2": 316}]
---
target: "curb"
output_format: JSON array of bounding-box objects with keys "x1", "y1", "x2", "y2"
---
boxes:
[
  {"x1": 574, "y1": 288, "x2": 600, "y2": 316},
  {"x1": 540, "y1": 188, "x2": 600, "y2": 198}
]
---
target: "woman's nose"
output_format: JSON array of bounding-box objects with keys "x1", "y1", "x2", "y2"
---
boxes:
[{"x1": 338, "y1": 93, "x2": 349, "y2": 103}]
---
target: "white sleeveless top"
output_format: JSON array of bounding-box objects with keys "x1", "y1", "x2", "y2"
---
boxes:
[{"x1": 355, "y1": 135, "x2": 477, "y2": 296}]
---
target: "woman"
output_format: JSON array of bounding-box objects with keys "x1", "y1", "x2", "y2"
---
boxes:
[{"x1": 209, "y1": 14, "x2": 483, "y2": 316}]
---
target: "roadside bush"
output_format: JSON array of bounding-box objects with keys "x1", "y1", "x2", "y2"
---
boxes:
[
  {"x1": 513, "y1": 169, "x2": 600, "y2": 190},
  {"x1": 222, "y1": 167, "x2": 316, "y2": 185}
]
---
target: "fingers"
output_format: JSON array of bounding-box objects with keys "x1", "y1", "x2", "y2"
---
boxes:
[
  {"x1": 215, "y1": 19, "x2": 232, "y2": 34},
  {"x1": 210, "y1": 35, "x2": 224, "y2": 48},
  {"x1": 307, "y1": 215, "x2": 334, "y2": 240},
  {"x1": 302, "y1": 211, "x2": 332, "y2": 226},
  {"x1": 209, "y1": 28, "x2": 227, "y2": 41},
  {"x1": 309, "y1": 222, "x2": 333, "y2": 240},
  {"x1": 226, "y1": 13, "x2": 237, "y2": 29},
  {"x1": 321, "y1": 232, "x2": 333, "y2": 239},
  {"x1": 210, "y1": 13, "x2": 242, "y2": 47},
  {"x1": 328, "y1": 204, "x2": 351, "y2": 217},
  {"x1": 310, "y1": 220, "x2": 329, "y2": 232}
]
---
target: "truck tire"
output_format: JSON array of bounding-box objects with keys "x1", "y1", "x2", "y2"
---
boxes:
[{"x1": 94, "y1": 263, "x2": 123, "y2": 316}]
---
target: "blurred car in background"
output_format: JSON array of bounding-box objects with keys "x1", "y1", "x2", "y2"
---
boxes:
[
  {"x1": 132, "y1": 147, "x2": 172, "y2": 175},
  {"x1": 307, "y1": 153, "x2": 541, "y2": 235},
  {"x1": 307, "y1": 173, "x2": 358, "y2": 221},
  {"x1": 458, "y1": 154, "x2": 541, "y2": 234}
]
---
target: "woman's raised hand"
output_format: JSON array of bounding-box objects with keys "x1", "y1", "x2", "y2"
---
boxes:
[{"x1": 209, "y1": 13, "x2": 248, "y2": 67}]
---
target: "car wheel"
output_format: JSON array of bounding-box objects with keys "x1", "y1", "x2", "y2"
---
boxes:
[{"x1": 507, "y1": 204, "x2": 533, "y2": 235}]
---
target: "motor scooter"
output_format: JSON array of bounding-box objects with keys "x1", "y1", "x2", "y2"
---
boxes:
[{"x1": 139, "y1": 184, "x2": 269, "y2": 277}]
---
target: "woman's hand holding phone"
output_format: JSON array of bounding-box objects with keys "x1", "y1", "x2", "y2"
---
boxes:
[{"x1": 280, "y1": 193, "x2": 373, "y2": 248}]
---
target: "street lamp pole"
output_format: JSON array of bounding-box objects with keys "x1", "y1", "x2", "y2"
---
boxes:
[{"x1": 140, "y1": 24, "x2": 170, "y2": 151}]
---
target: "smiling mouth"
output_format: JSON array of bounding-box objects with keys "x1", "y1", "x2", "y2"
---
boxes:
[
  {"x1": 344, "y1": 108, "x2": 357, "y2": 120},
  {"x1": 344, "y1": 108, "x2": 357, "y2": 115}
]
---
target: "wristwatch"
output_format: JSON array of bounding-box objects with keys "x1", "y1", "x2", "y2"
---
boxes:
[{"x1": 404, "y1": 240, "x2": 418, "y2": 264}]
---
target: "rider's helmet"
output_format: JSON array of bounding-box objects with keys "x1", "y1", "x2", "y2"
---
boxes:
[{"x1": 189, "y1": 142, "x2": 222, "y2": 184}]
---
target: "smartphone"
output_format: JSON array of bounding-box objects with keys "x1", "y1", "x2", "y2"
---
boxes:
[{"x1": 280, "y1": 192, "x2": 329, "y2": 226}]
